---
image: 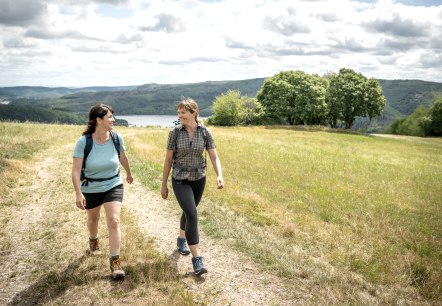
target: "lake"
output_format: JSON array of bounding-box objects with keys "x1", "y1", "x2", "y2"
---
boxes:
[{"x1": 117, "y1": 115, "x2": 179, "y2": 127}]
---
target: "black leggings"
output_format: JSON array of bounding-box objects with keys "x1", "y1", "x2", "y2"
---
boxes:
[{"x1": 172, "y1": 177, "x2": 206, "y2": 246}]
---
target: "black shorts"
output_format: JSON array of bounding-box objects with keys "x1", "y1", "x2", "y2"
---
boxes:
[{"x1": 83, "y1": 184, "x2": 124, "y2": 210}]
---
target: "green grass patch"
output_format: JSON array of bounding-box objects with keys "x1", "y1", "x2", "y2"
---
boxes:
[{"x1": 126, "y1": 125, "x2": 442, "y2": 302}]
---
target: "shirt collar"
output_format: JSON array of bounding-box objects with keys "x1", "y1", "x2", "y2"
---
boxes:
[{"x1": 178, "y1": 122, "x2": 201, "y2": 130}]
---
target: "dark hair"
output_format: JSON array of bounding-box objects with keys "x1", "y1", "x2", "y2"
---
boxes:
[
  {"x1": 82, "y1": 103, "x2": 114, "y2": 135},
  {"x1": 177, "y1": 97, "x2": 201, "y2": 123}
]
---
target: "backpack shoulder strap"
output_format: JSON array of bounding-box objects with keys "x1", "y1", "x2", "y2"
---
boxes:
[
  {"x1": 172, "y1": 126, "x2": 180, "y2": 157},
  {"x1": 82, "y1": 133, "x2": 93, "y2": 171},
  {"x1": 200, "y1": 124, "x2": 208, "y2": 146},
  {"x1": 110, "y1": 131, "x2": 121, "y2": 159},
  {"x1": 200, "y1": 124, "x2": 209, "y2": 169}
]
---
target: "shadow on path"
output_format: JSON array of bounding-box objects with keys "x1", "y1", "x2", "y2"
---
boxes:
[
  {"x1": 9, "y1": 255, "x2": 89, "y2": 306},
  {"x1": 8, "y1": 253, "x2": 188, "y2": 306}
]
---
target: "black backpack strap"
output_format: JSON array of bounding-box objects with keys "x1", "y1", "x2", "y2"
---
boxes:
[
  {"x1": 82, "y1": 134, "x2": 93, "y2": 173},
  {"x1": 172, "y1": 126, "x2": 180, "y2": 158},
  {"x1": 201, "y1": 125, "x2": 208, "y2": 169},
  {"x1": 110, "y1": 131, "x2": 121, "y2": 159},
  {"x1": 200, "y1": 125, "x2": 208, "y2": 146}
]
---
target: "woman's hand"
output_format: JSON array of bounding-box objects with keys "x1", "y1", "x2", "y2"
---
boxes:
[
  {"x1": 126, "y1": 175, "x2": 134, "y2": 184},
  {"x1": 161, "y1": 185, "x2": 169, "y2": 199},
  {"x1": 76, "y1": 194, "x2": 86, "y2": 210},
  {"x1": 217, "y1": 176, "x2": 224, "y2": 189}
]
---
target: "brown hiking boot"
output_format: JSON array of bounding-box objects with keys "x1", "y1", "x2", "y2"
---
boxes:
[
  {"x1": 86, "y1": 237, "x2": 102, "y2": 256},
  {"x1": 109, "y1": 255, "x2": 125, "y2": 279}
]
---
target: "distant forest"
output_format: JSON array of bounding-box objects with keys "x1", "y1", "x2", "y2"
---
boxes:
[{"x1": 1, "y1": 78, "x2": 442, "y2": 132}]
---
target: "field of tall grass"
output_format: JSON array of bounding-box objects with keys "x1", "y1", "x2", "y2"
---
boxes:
[
  {"x1": 128, "y1": 125, "x2": 442, "y2": 303},
  {"x1": 1, "y1": 121, "x2": 441, "y2": 304},
  {"x1": 0, "y1": 122, "x2": 194, "y2": 305}
]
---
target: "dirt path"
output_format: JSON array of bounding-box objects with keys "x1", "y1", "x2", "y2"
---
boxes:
[
  {"x1": 1, "y1": 142, "x2": 295, "y2": 305},
  {"x1": 0, "y1": 150, "x2": 63, "y2": 305},
  {"x1": 125, "y1": 182, "x2": 294, "y2": 306}
]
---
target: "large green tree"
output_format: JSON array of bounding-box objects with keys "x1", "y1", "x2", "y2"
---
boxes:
[
  {"x1": 256, "y1": 70, "x2": 328, "y2": 125},
  {"x1": 327, "y1": 68, "x2": 385, "y2": 129}
]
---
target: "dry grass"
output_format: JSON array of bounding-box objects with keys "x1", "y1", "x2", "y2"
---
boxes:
[
  {"x1": 0, "y1": 122, "x2": 195, "y2": 306},
  {"x1": 129, "y1": 125, "x2": 442, "y2": 304},
  {"x1": 2, "y1": 122, "x2": 441, "y2": 304}
]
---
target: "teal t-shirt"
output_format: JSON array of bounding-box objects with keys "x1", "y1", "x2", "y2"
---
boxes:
[{"x1": 73, "y1": 133, "x2": 126, "y2": 193}]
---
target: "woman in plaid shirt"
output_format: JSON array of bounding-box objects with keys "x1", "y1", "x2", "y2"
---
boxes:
[{"x1": 161, "y1": 98, "x2": 224, "y2": 276}]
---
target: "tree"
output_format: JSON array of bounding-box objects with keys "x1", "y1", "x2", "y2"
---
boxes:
[
  {"x1": 421, "y1": 95, "x2": 442, "y2": 136},
  {"x1": 256, "y1": 70, "x2": 328, "y2": 125},
  {"x1": 239, "y1": 96, "x2": 265, "y2": 125},
  {"x1": 325, "y1": 72, "x2": 341, "y2": 128},
  {"x1": 365, "y1": 78, "x2": 386, "y2": 121},
  {"x1": 387, "y1": 107, "x2": 427, "y2": 136},
  {"x1": 327, "y1": 68, "x2": 385, "y2": 129},
  {"x1": 256, "y1": 76, "x2": 294, "y2": 124},
  {"x1": 208, "y1": 90, "x2": 265, "y2": 126},
  {"x1": 207, "y1": 90, "x2": 242, "y2": 126}
]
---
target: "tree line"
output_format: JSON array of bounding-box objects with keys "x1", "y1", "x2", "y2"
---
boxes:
[
  {"x1": 387, "y1": 95, "x2": 442, "y2": 137},
  {"x1": 0, "y1": 104, "x2": 128, "y2": 126},
  {"x1": 207, "y1": 68, "x2": 386, "y2": 130}
]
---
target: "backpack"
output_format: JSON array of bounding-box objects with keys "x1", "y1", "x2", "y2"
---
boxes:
[
  {"x1": 172, "y1": 124, "x2": 208, "y2": 171},
  {"x1": 80, "y1": 131, "x2": 121, "y2": 185}
]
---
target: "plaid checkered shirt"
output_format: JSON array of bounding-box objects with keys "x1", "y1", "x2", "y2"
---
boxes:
[{"x1": 167, "y1": 123, "x2": 216, "y2": 181}]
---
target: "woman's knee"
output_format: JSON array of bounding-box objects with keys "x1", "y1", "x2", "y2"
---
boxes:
[
  {"x1": 107, "y1": 216, "x2": 121, "y2": 230},
  {"x1": 185, "y1": 210, "x2": 198, "y2": 223}
]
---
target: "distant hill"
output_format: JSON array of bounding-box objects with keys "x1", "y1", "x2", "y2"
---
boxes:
[
  {"x1": 1, "y1": 78, "x2": 441, "y2": 131},
  {"x1": 0, "y1": 104, "x2": 86, "y2": 124},
  {"x1": 0, "y1": 104, "x2": 128, "y2": 126},
  {"x1": 0, "y1": 85, "x2": 137, "y2": 99},
  {"x1": 1, "y1": 79, "x2": 265, "y2": 117}
]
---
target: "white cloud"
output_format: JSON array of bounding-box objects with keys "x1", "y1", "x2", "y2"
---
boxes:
[{"x1": 0, "y1": 0, "x2": 441, "y2": 87}]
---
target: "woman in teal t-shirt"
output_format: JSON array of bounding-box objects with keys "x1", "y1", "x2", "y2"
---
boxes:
[{"x1": 72, "y1": 103, "x2": 133, "y2": 280}]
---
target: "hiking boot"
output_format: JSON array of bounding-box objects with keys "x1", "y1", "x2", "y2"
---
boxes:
[
  {"x1": 86, "y1": 237, "x2": 102, "y2": 256},
  {"x1": 192, "y1": 256, "x2": 208, "y2": 276},
  {"x1": 109, "y1": 255, "x2": 125, "y2": 279},
  {"x1": 177, "y1": 237, "x2": 191, "y2": 255}
]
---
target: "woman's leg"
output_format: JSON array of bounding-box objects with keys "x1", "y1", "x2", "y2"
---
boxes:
[
  {"x1": 87, "y1": 205, "x2": 101, "y2": 238},
  {"x1": 173, "y1": 180, "x2": 198, "y2": 246},
  {"x1": 173, "y1": 178, "x2": 206, "y2": 257},
  {"x1": 188, "y1": 177, "x2": 206, "y2": 257},
  {"x1": 103, "y1": 201, "x2": 122, "y2": 256}
]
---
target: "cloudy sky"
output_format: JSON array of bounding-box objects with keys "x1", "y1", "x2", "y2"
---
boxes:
[{"x1": 1, "y1": 0, "x2": 441, "y2": 87}]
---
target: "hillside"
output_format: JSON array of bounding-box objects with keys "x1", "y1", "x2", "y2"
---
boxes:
[
  {"x1": 2, "y1": 79, "x2": 265, "y2": 117},
  {"x1": 2, "y1": 78, "x2": 442, "y2": 130},
  {"x1": 0, "y1": 104, "x2": 128, "y2": 126},
  {"x1": 0, "y1": 85, "x2": 137, "y2": 99}
]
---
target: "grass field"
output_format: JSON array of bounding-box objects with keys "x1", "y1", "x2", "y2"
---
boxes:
[
  {"x1": 127, "y1": 125, "x2": 442, "y2": 303},
  {"x1": 1, "y1": 121, "x2": 441, "y2": 304},
  {"x1": 0, "y1": 122, "x2": 195, "y2": 305}
]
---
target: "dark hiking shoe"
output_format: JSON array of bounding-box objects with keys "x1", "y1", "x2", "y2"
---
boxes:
[
  {"x1": 177, "y1": 237, "x2": 191, "y2": 255},
  {"x1": 86, "y1": 237, "x2": 102, "y2": 256},
  {"x1": 109, "y1": 255, "x2": 125, "y2": 279},
  {"x1": 192, "y1": 256, "x2": 208, "y2": 276}
]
